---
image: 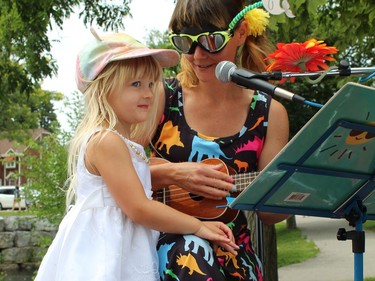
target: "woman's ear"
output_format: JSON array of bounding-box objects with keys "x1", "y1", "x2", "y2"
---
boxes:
[{"x1": 236, "y1": 20, "x2": 248, "y2": 44}]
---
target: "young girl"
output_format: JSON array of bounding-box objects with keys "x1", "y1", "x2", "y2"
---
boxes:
[{"x1": 34, "y1": 28, "x2": 238, "y2": 281}]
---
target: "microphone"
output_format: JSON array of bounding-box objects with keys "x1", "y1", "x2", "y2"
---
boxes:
[{"x1": 215, "y1": 61, "x2": 305, "y2": 103}]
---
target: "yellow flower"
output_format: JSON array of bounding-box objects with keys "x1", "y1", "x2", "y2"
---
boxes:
[{"x1": 244, "y1": 8, "x2": 269, "y2": 37}]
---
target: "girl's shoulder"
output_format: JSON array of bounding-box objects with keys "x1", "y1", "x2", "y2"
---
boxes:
[
  {"x1": 97, "y1": 129, "x2": 145, "y2": 155},
  {"x1": 84, "y1": 129, "x2": 126, "y2": 154}
]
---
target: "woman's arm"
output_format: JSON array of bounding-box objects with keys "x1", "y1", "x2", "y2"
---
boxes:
[
  {"x1": 257, "y1": 99, "x2": 291, "y2": 225},
  {"x1": 258, "y1": 99, "x2": 289, "y2": 170}
]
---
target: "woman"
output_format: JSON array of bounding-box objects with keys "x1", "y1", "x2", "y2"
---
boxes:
[{"x1": 150, "y1": 0, "x2": 289, "y2": 280}]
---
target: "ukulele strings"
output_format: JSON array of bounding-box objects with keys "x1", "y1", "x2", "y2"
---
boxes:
[{"x1": 155, "y1": 171, "x2": 260, "y2": 204}]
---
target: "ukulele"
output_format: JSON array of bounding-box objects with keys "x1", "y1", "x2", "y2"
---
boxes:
[{"x1": 150, "y1": 157, "x2": 259, "y2": 223}]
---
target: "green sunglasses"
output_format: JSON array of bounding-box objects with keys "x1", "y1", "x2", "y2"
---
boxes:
[{"x1": 169, "y1": 30, "x2": 234, "y2": 54}]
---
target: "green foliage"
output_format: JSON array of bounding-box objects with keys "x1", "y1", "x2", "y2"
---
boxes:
[
  {"x1": 278, "y1": 76, "x2": 354, "y2": 136},
  {"x1": 265, "y1": 0, "x2": 375, "y2": 138},
  {"x1": 145, "y1": 29, "x2": 180, "y2": 78},
  {"x1": 20, "y1": 91, "x2": 84, "y2": 224},
  {"x1": 21, "y1": 134, "x2": 68, "y2": 224},
  {"x1": 79, "y1": 0, "x2": 132, "y2": 31},
  {"x1": 276, "y1": 221, "x2": 319, "y2": 267},
  {"x1": 58, "y1": 90, "x2": 85, "y2": 135},
  {"x1": 317, "y1": 1, "x2": 374, "y2": 67},
  {"x1": 268, "y1": 0, "x2": 326, "y2": 41},
  {"x1": 0, "y1": 0, "x2": 131, "y2": 103},
  {"x1": 0, "y1": 86, "x2": 63, "y2": 134},
  {"x1": 268, "y1": 0, "x2": 375, "y2": 63},
  {"x1": 269, "y1": 0, "x2": 375, "y2": 60},
  {"x1": 0, "y1": 0, "x2": 122, "y2": 132},
  {"x1": 0, "y1": 271, "x2": 6, "y2": 281}
]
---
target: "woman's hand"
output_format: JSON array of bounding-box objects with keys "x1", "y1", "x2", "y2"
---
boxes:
[
  {"x1": 168, "y1": 161, "x2": 235, "y2": 199},
  {"x1": 195, "y1": 221, "x2": 239, "y2": 256}
]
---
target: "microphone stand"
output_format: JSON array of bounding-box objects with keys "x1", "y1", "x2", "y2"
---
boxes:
[
  {"x1": 273, "y1": 67, "x2": 375, "y2": 78},
  {"x1": 261, "y1": 60, "x2": 375, "y2": 81}
]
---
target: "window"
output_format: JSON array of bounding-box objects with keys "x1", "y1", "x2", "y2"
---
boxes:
[
  {"x1": 7, "y1": 179, "x2": 16, "y2": 186},
  {"x1": 5, "y1": 161, "x2": 16, "y2": 169}
]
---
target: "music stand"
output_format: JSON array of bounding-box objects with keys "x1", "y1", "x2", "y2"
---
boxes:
[{"x1": 227, "y1": 82, "x2": 375, "y2": 281}]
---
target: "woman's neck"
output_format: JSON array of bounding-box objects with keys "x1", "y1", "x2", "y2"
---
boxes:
[
  {"x1": 193, "y1": 81, "x2": 249, "y2": 102},
  {"x1": 182, "y1": 81, "x2": 255, "y2": 137}
]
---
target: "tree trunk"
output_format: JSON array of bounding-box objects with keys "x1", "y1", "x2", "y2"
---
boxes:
[
  {"x1": 246, "y1": 212, "x2": 278, "y2": 281},
  {"x1": 246, "y1": 211, "x2": 258, "y2": 254},
  {"x1": 286, "y1": 215, "x2": 297, "y2": 229},
  {"x1": 263, "y1": 223, "x2": 278, "y2": 281}
]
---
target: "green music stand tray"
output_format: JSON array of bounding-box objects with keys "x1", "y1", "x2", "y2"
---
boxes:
[{"x1": 227, "y1": 82, "x2": 375, "y2": 281}]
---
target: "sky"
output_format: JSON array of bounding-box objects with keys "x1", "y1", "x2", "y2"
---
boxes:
[{"x1": 42, "y1": 0, "x2": 176, "y2": 129}]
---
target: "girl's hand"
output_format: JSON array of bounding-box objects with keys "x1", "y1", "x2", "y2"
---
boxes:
[{"x1": 194, "y1": 221, "x2": 239, "y2": 256}]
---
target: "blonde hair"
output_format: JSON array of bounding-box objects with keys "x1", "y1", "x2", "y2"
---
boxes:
[
  {"x1": 170, "y1": 0, "x2": 273, "y2": 88},
  {"x1": 66, "y1": 57, "x2": 162, "y2": 208}
]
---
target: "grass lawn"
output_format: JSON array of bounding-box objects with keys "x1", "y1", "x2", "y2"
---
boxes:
[
  {"x1": 364, "y1": 220, "x2": 375, "y2": 232},
  {"x1": 0, "y1": 210, "x2": 34, "y2": 216},
  {"x1": 276, "y1": 221, "x2": 319, "y2": 267},
  {"x1": 276, "y1": 219, "x2": 375, "y2": 281},
  {"x1": 276, "y1": 218, "x2": 375, "y2": 268}
]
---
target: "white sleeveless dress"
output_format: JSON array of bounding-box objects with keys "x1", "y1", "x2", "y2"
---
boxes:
[{"x1": 35, "y1": 131, "x2": 159, "y2": 281}]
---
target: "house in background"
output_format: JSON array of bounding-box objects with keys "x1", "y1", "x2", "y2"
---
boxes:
[{"x1": 0, "y1": 128, "x2": 50, "y2": 186}]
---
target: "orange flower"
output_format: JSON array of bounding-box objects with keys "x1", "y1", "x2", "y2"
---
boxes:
[{"x1": 265, "y1": 39, "x2": 338, "y2": 82}]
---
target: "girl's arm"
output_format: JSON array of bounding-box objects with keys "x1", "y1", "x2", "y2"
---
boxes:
[{"x1": 86, "y1": 132, "x2": 239, "y2": 254}]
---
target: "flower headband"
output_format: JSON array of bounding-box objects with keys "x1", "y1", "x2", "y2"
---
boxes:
[{"x1": 229, "y1": 0, "x2": 295, "y2": 37}]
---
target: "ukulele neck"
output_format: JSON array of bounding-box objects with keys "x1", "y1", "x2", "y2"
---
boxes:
[{"x1": 232, "y1": 172, "x2": 260, "y2": 192}]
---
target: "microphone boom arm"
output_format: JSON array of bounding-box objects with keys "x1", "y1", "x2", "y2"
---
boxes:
[
  {"x1": 230, "y1": 68, "x2": 306, "y2": 103},
  {"x1": 263, "y1": 67, "x2": 375, "y2": 80}
]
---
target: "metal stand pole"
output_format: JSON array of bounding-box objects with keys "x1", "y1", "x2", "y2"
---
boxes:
[{"x1": 337, "y1": 200, "x2": 366, "y2": 281}]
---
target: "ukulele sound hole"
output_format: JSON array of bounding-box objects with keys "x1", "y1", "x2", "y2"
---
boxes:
[{"x1": 189, "y1": 193, "x2": 204, "y2": 201}]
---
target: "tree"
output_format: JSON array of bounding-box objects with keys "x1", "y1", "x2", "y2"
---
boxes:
[
  {"x1": 0, "y1": 0, "x2": 131, "y2": 98},
  {"x1": 22, "y1": 134, "x2": 68, "y2": 224},
  {"x1": 266, "y1": 0, "x2": 375, "y2": 153},
  {"x1": 145, "y1": 29, "x2": 180, "y2": 78},
  {"x1": 0, "y1": 0, "x2": 132, "y2": 134},
  {"x1": 269, "y1": 0, "x2": 375, "y2": 63},
  {"x1": 0, "y1": 85, "x2": 63, "y2": 142},
  {"x1": 21, "y1": 91, "x2": 84, "y2": 223}
]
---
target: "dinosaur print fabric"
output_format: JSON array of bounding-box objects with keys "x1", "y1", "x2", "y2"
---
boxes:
[{"x1": 151, "y1": 78, "x2": 270, "y2": 280}]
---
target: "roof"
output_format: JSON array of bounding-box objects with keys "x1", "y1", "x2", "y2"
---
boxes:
[{"x1": 0, "y1": 128, "x2": 50, "y2": 156}]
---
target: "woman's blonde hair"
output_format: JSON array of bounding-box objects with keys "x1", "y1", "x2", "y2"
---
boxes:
[
  {"x1": 169, "y1": 0, "x2": 273, "y2": 88},
  {"x1": 66, "y1": 56, "x2": 162, "y2": 208}
]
